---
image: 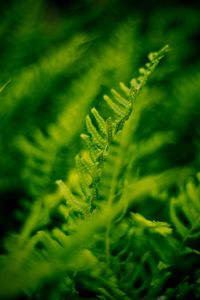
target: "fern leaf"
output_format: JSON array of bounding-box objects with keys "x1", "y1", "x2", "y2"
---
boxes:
[
  {"x1": 80, "y1": 133, "x2": 100, "y2": 162},
  {"x1": 119, "y1": 82, "x2": 130, "y2": 96},
  {"x1": 91, "y1": 108, "x2": 107, "y2": 136},
  {"x1": 110, "y1": 88, "x2": 130, "y2": 108},
  {"x1": 75, "y1": 154, "x2": 91, "y2": 198},
  {"x1": 56, "y1": 180, "x2": 87, "y2": 213},
  {"x1": 86, "y1": 114, "x2": 106, "y2": 149},
  {"x1": 131, "y1": 213, "x2": 172, "y2": 236},
  {"x1": 170, "y1": 177, "x2": 200, "y2": 251},
  {"x1": 103, "y1": 94, "x2": 127, "y2": 117},
  {"x1": 106, "y1": 117, "x2": 113, "y2": 144}
]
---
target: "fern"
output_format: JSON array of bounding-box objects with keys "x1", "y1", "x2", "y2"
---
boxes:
[
  {"x1": 1, "y1": 3, "x2": 200, "y2": 299},
  {"x1": 72, "y1": 45, "x2": 169, "y2": 211},
  {"x1": 0, "y1": 46, "x2": 170, "y2": 299},
  {"x1": 170, "y1": 177, "x2": 200, "y2": 249},
  {"x1": 2, "y1": 43, "x2": 199, "y2": 300}
]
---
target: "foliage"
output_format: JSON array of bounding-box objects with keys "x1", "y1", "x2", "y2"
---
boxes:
[{"x1": 0, "y1": 1, "x2": 200, "y2": 299}]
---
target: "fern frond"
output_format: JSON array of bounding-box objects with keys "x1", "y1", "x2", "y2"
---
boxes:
[
  {"x1": 170, "y1": 177, "x2": 200, "y2": 249},
  {"x1": 0, "y1": 166, "x2": 193, "y2": 299},
  {"x1": 76, "y1": 45, "x2": 169, "y2": 211},
  {"x1": 131, "y1": 213, "x2": 172, "y2": 236}
]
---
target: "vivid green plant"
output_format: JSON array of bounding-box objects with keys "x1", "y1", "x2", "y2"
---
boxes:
[{"x1": 0, "y1": 1, "x2": 200, "y2": 299}]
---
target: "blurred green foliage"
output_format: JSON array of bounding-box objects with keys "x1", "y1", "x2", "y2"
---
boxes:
[{"x1": 0, "y1": 0, "x2": 200, "y2": 299}]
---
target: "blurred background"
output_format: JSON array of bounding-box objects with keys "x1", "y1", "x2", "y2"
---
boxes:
[{"x1": 0, "y1": 0, "x2": 200, "y2": 250}]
